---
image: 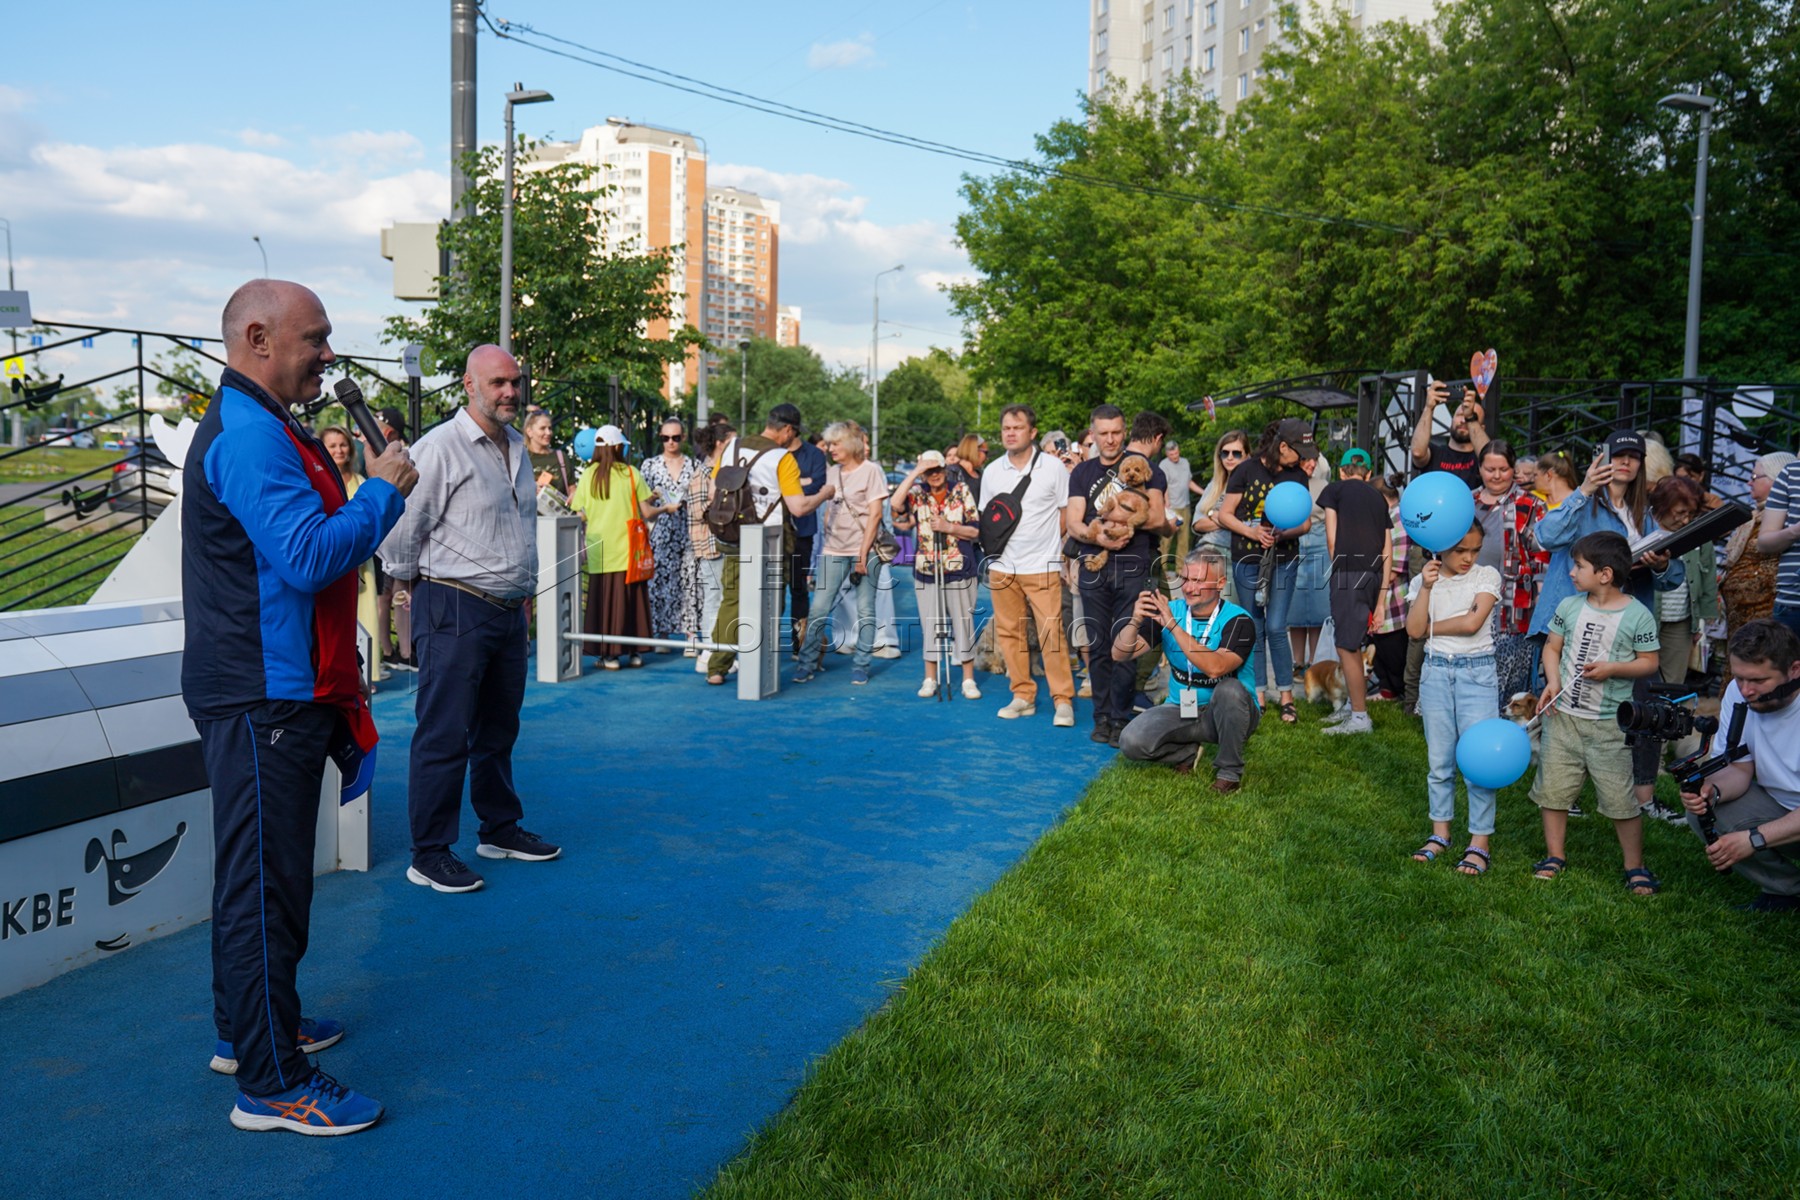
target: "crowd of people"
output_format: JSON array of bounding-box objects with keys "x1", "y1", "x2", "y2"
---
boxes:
[{"x1": 184, "y1": 276, "x2": 1800, "y2": 1136}]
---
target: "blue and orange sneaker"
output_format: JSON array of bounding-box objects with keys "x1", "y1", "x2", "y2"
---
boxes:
[
  {"x1": 210, "y1": 1016, "x2": 345, "y2": 1075},
  {"x1": 230, "y1": 1068, "x2": 382, "y2": 1135}
]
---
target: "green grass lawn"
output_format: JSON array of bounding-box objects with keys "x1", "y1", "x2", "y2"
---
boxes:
[
  {"x1": 705, "y1": 702, "x2": 1800, "y2": 1199},
  {"x1": 0, "y1": 503, "x2": 143, "y2": 609},
  {"x1": 0, "y1": 446, "x2": 122, "y2": 485}
]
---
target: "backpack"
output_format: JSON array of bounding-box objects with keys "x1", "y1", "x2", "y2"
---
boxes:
[
  {"x1": 705, "y1": 440, "x2": 779, "y2": 545},
  {"x1": 978, "y1": 449, "x2": 1041, "y2": 560}
]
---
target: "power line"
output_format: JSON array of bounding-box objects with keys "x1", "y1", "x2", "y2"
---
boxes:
[{"x1": 482, "y1": 14, "x2": 1421, "y2": 237}]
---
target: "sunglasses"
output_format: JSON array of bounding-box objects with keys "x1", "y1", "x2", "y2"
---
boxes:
[
  {"x1": 661, "y1": 433, "x2": 683, "y2": 441},
  {"x1": 1220, "y1": 448, "x2": 1247, "y2": 459}
]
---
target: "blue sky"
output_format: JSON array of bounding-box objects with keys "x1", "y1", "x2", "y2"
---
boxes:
[{"x1": 3, "y1": 2, "x2": 1089, "y2": 381}]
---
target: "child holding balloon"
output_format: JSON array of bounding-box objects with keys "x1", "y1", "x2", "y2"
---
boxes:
[
  {"x1": 1529, "y1": 531, "x2": 1664, "y2": 895},
  {"x1": 1405, "y1": 521, "x2": 1503, "y2": 875}
]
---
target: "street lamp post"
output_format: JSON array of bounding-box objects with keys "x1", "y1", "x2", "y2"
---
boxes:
[
  {"x1": 738, "y1": 339, "x2": 751, "y2": 429},
  {"x1": 871, "y1": 263, "x2": 904, "y2": 464},
  {"x1": 501, "y1": 83, "x2": 554, "y2": 355},
  {"x1": 1658, "y1": 89, "x2": 1716, "y2": 388},
  {"x1": 1, "y1": 216, "x2": 15, "y2": 357},
  {"x1": 253, "y1": 235, "x2": 268, "y2": 278}
]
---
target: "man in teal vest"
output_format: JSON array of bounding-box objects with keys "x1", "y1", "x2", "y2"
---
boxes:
[{"x1": 1112, "y1": 545, "x2": 1261, "y2": 792}]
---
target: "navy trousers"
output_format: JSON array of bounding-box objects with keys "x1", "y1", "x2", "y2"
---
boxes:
[
  {"x1": 1080, "y1": 554, "x2": 1153, "y2": 727},
  {"x1": 408, "y1": 580, "x2": 528, "y2": 858},
  {"x1": 200, "y1": 698, "x2": 334, "y2": 1098}
]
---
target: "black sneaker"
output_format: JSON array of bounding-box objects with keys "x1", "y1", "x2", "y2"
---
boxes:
[
  {"x1": 476, "y1": 827, "x2": 562, "y2": 862},
  {"x1": 1089, "y1": 722, "x2": 1113, "y2": 744},
  {"x1": 406, "y1": 849, "x2": 484, "y2": 893},
  {"x1": 388, "y1": 655, "x2": 417, "y2": 673},
  {"x1": 1737, "y1": 892, "x2": 1800, "y2": 913}
]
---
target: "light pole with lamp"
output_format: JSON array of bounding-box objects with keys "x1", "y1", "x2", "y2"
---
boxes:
[
  {"x1": 501, "y1": 83, "x2": 554, "y2": 355},
  {"x1": 1, "y1": 216, "x2": 15, "y2": 446},
  {"x1": 252, "y1": 235, "x2": 268, "y2": 278},
  {"x1": 738, "y1": 339, "x2": 751, "y2": 428},
  {"x1": 870, "y1": 263, "x2": 903, "y2": 464},
  {"x1": 1657, "y1": 89, "x2": 1716, "y2": 389}
]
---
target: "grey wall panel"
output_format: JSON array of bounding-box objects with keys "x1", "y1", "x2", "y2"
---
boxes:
[{"x1": 0, "y1": 669, "x2": 92, "y2": 726}]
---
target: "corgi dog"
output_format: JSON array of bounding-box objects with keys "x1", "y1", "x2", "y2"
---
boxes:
[{"x1": 1305, "y1": 647, "x2": 1376, "y2": 708}]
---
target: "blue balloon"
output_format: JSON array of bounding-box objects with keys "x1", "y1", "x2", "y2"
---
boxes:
[
  {"x1": 572, "y1": 427, "x2": 597, "y2": 463},
  {"x1": 1455, "y1": 718, "x2": 1533, "y2": 790},
  {"x1": 1262, "y1": 480, "x2": 1313, "y2": 530},
  {"x1": 1401, "y1": 471, "x2": 1477, "y2": 553}
]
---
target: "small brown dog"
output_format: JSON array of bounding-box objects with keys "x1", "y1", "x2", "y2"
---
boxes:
[
  {"x1": 1082, "y1": 455, "x2": 1155, "y2": 572},
  {"x1": 1304, "y1": 647, "x2": 1376, "y2": 707}
]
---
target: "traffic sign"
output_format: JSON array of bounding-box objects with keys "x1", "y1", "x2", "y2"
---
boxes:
[{"x1": 0, "y1": 290, "x2": 29, "y2": 328}]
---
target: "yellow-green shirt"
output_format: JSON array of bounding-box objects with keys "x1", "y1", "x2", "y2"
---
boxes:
[{"x1": 574, "y1": 463, "x2": 650, "y2": 574}]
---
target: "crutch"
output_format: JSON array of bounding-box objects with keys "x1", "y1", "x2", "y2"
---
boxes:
[{"x1": 932, "y1": 519, "x2": 954, "y2": 701}]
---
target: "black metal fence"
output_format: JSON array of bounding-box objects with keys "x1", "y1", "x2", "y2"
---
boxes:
[{"x1": 0, "y1": 322, "x2": 409, "y2": 611}]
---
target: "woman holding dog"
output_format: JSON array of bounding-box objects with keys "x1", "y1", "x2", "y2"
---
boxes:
[{"x1": 892, "y1": 450, "x2": 982, "y2": 699}]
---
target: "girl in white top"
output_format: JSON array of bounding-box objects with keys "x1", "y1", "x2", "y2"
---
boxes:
[{"x1": 1405, "y1": 521, "x2": 1504, "y2": 875}]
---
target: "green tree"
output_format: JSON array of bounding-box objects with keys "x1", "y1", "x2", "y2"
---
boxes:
[{"x1": 384, "y1": 140, "x2": 698, "y2": 426}]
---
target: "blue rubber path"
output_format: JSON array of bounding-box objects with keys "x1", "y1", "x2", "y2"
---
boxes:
[{"x1": 7, "y1": 578, "x2": 1111, "y2": 1198}]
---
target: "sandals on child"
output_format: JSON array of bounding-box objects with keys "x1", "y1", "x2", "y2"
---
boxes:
[
  {"x1": 1413, "y1": 834, "x2": 1450, "y2": 863},
  {"x1": 1623, "y1": 866, "x2": 1662, "y2": 896},
  {"x1": 1279, "y1": 700, "x2": 1298, "y2": 725},
  {"x1": 1456, "y1": 847, "x2": 1491, "y2": 876},
  {"x1": 1532, "y1": 856, "x2": 1566, "y2": 880}
]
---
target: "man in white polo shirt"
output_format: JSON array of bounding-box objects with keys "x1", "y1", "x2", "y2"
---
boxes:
[{"x1": 980, "y1": 403, "x2": 1075, "y2": 726}]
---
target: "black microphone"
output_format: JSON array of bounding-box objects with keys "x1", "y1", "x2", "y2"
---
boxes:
[{"x1": 333, "y1": 378, "x2": 387, "y2": 455}]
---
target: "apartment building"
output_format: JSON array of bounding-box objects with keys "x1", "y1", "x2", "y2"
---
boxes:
[
  {"x1": 776, "y1": 305, "x2": 803, "y2": 348},
  {"x1": 1088, "y1": 0, "x2": 1436, "y2": 114},
  {"x1": 704, "y1": 187, "x2": 781, "y2": 348}
]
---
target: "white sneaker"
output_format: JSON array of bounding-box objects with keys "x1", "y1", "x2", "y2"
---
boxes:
[
  {"x1": 1077, "y1": 673, "x2": 1092, "y2": 699},
  {"x1": 918, "y1": 678, "x2": 937, "y2": 698},
  {"x1": 1322, "y1": 704, "x2": 1353, "y2": 725},
  {"x1": 962, "y1": 679, "x2": 982, "y2": 700},
  {"x1": 874, "y1": 645, "x2": 903, "y2": 659},
  {"x1": 1053, "y1": 701, "x2": 1075, "y2": 727},
  {"x1": 998, "y1": 697, "x2": 1037, "y2": 719},
  {"x1": 695, "y1": 656, "x2": 709, "y2": 674},
  {"x1": 1321, "y1": 712, "x2": 1373, "y2": 735}
]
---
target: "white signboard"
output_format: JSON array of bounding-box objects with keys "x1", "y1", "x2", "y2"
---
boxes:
[
  {"x1": 402, "y1": 343, "x2": 424, "y2": 379},
  {"x1": 0, "y1": 290, "x2": 30, "y2": 328},
  {"x1": 0, "y1": 791, "x2": 212, "y2": 998}
]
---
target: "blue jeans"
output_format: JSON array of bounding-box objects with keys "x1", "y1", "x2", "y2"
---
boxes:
[
  {"x1": 1420, "y1": 652, "x2": 1500, "y2": 836},
  {"x1": 1232, "y1": 556, "x2": 1298, "y2": 696},
  {"x1": 798, "y1": 551, "x2": 878, "y2": 672},
  {"x1": 1774, "y1": 605, "x2": 1800, "y2": 644}
]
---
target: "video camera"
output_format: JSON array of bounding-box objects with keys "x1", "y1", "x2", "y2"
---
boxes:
[
  {"x1": 1668, "y1": 700, "x2": 1751, "y2": 857},
  {"x1": 1616, "y1": 683, "x2": 1713, "y2": 746}
]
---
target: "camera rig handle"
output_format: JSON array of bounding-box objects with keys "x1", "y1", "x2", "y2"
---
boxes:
[{"x1": 1670, "y1": 701, "x2": 1751, "y2": 858}]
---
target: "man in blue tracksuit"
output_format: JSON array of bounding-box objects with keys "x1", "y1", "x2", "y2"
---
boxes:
[{"x1": 182, "y1": 279, "x2": 416, "y2": 1135}]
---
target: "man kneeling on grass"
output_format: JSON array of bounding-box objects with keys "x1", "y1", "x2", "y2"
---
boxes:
[
  {"x1": 1678, "y1": 619, "x2": 1800, "y2": 912},
  {"x1": 1112, "y1": 546, "x2": 1260, "y2": 793}
]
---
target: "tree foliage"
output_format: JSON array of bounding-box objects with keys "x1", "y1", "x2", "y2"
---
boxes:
[
  {"x1": 383, "y1": 140, "x2": 698, "y2": 426},
  {"x1": 952, "y1": 0, "x2": 1800, "y2": 451}
]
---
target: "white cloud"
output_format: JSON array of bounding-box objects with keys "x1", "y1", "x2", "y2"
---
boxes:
[
  {"x1": 322, "y1": 130, "x2": 426, "y2": 165},
  {"x1": 235, "y1": 128, "x2": 287, "y2": 149},
  {"x1": 0, "y1": 126, "x2": 447, "y2": 358},
  {"x1": 707, "y1": 162, "x2": 973, "y2": 373},
  {"x1": 806, "y1": 34, "x2": 876, "y2": 70}
]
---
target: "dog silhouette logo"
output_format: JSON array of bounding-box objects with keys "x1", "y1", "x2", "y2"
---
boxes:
[{"x1": 85, "y1": 823, "x2": 189, "y2": 908}]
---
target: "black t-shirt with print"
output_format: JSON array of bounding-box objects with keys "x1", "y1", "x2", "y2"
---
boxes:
[
  {"x1": 1069, "y1": 452, "x2": 1169, "y2": 572},
  {"x1": 1425, "y1": 441, "x2": 1481, "y2": 488},
  {"x1": 1223, "y1": 458, "x2": 1312, "y2": 561},
  {"x1": 1317, "y1": 478, "x2": 1390, "y2": 577}
]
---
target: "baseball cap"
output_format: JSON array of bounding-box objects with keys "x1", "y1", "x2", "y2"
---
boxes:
[
  {"x1": 1276, "y1": 418, "x2": 1319, "y2": 458},
  {"x1": 1605, "y1": 430, "x2": 1646, "y2": 458},
  {"x1": 378, "y1": 407, "x2": 407, "y2": 438},
  {"x1": 1340, "y1": 447, "x2": 1373, "y2": 468},
  {"x1": 916, "y1": 450, "x2": 947, "y2": 469},
  {"x1": 767, "y1": 403, "x2": 804, "y2": 432},
  {"x1": 597, "y1": 424, "x2": 627, "y2": 447}
]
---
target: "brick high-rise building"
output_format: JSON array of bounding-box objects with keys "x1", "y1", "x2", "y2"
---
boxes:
[
  {"x1": 776, "y1": 305, "x2": 802, "y2": 348},
  {"x1": 524, "y1": 121, "x2": 797, "y2": 400},
  {"x1": 1088, "y1": 0, "x2": 1435, "y2": 114},
  {"x1": 703, "y1": 187, "x2": 781, "y2": 349},
  {"x1": 524, "y1": 118, "x2": 708, "y2": 398}
]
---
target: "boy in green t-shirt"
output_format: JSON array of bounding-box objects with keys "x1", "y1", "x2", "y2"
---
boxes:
[{"x1": 1531, "y1": 531, "x2": 1664, "y2": 894}]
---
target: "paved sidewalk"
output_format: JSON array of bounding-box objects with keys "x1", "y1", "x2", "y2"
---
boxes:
[{"x1": 6, "y1": 578, "x2": 1111, "y2": 1198}]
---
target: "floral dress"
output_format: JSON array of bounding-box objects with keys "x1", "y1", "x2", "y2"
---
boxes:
[
  {"x1": 640, "y1": 453, "x2": 701, "y2": 639},
  {"x1": 1476, "y1": 485, "x2": 1548, "y2": 700}
]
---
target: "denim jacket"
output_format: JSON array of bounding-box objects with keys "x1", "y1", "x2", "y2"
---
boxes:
[{"x1": 1528, "y1": 487, "x2": 1684, "y2": 638}]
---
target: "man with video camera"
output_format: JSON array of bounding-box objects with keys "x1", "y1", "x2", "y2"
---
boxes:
[{"x1": 1677, "y1": 619, "x2": 1800, "y2": 912}]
